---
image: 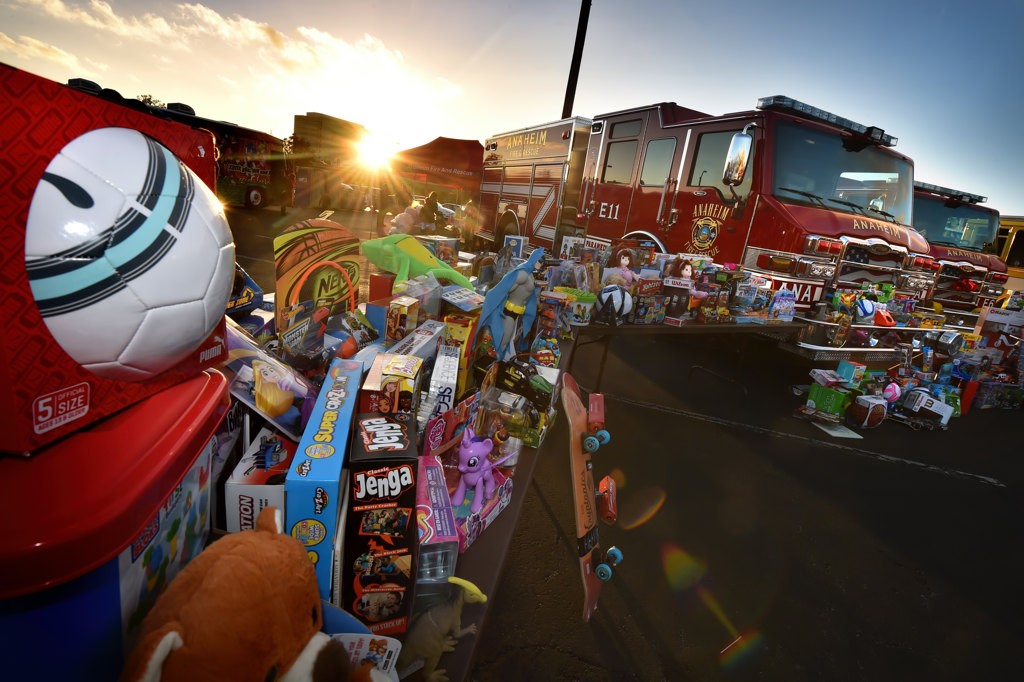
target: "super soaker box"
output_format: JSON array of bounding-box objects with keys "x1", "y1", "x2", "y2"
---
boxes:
[
  {"x1": 0, "y1": 370, "x2": 228, "y2": 681},
  {"x1": 339, "y1": 412, "x2": 419, "y2": 635},
  {"x1": 0, "y1": 64, "x2": 231, "y2": 455},
  {"x1": 285, "y1": 358, "x2": 363, "y2": 601}
]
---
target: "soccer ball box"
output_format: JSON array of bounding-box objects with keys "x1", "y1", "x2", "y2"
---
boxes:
[{"x1": 0, "y1": 65, "x2": 232, "y2": 454}]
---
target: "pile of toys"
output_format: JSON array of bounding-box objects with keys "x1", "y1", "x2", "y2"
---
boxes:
[
  {"x1": 544, "y1": 235, "x2": 796, "y2": 328},
  {"x1": 798, "y1": 305, "x2": 1023, "y2": 430},
  {"x1": 210, "y1": 232, "x2": 577, "y2": 679}
]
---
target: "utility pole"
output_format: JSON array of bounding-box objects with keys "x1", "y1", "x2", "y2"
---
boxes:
[{"x1": 561, "y1": 0, "x2": 591, "y2": 119}]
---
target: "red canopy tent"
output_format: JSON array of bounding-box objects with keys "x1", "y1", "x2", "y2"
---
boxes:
[{"x1": 390, "y1": 136, "x2": 483, "y2": 196}]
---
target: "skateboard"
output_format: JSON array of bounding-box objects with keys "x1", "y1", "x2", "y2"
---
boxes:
[{"x1": 561, "y1": 372, "x2": 622, "y2": 622}]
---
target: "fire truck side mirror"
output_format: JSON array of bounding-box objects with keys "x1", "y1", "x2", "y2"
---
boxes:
[{"x1": 723, "y1": 130, "x2": 753, "y2": 187}]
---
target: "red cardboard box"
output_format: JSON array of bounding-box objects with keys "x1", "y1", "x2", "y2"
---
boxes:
[{"x1": 1, "y1": 65, "x2": 231, "y2": 455}]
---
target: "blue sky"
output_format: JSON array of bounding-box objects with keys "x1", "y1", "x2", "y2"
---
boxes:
[{"x1": 2, "y1": 0, "x2": 1022, "y2": 214}]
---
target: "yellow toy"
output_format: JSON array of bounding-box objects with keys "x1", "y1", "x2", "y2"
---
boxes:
[{"x1": 397, "y1": 577, "x2": 487, "y2": 682}]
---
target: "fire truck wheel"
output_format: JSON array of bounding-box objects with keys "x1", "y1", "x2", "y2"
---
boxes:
[
  {"x1": 495, "y1": 215, "x2": 518, "y2": 247},
  {"x1": 246, "y1": 186, "x2": 266, "y2": 208}
]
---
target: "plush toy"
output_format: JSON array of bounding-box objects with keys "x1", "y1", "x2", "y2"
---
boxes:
[{"x1": 120, "y1": 507, "x2": 376, "y2": 682}]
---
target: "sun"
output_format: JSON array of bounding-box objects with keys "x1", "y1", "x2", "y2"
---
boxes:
[{"x1": 356, "y1": 133, "x2": 397, "y2": 171}]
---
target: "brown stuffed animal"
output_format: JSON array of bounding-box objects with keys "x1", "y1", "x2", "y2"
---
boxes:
[{"x1": 120, "y1": 507, "x2": 364, "y2": 682}]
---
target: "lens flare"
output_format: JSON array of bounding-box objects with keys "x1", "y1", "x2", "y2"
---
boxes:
[
  {"x1": 719, "y1": 628, "x2": 765, "y2": 671},
  {"x1": 660, "y1": 543, "x2": 705, "y2": 590},
  {"x1": 619, "y1": 486, "x2": 666, "y2": 530}
]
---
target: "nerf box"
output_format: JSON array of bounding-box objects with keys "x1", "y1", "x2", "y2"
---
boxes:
[
  {"x1": 415, "y1": 454, "x2": 460, "y2": 585},
  {"x1": 359, "y1": 353, "x2": 425, "y2": 416},
  {"x1": 0, "y1": 64, "x2": 229, "y2": 455},
  {"x1": 223, "y1": 426, "x2": 297, "y2": 533},
  {"x1": 285, "y1": 358, "x2": 363, "y2": 602},
  {"x1": 340, "y1": 413, "x2": 419, "y2": 635}
]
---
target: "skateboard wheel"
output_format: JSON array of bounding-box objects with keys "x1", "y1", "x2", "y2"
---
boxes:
[
  {"x1": 596, "y1": 563, "x2": 613, "y2": 581},
  {"x1": 596, "y1": 429, "x2": 611, "y2": 445},
  {"x1": 583, "y1": 435, "x2": 600, "y2": 453},
  {"x1": 605, "y1": 546, "x2": 623, "y2": 566}
]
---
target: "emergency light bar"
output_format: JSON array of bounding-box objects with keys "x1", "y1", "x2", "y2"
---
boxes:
[
  {"x1": 757, "y1": 95, "x2": 898, "y2": 147},
  {"x1": 913, "y1": 181, "x2": 987, "y2": 204}
]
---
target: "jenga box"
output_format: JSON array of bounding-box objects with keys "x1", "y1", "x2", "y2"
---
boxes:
[
  {"x1": 0, "y1": 64, "x2": 229, "y2": 455},
  {"x1": 339, "y1": 413, "x2": 419, "y2": 634},
  {"x1": 285, "y1": 358, "x2": 362, "y2": 601}
]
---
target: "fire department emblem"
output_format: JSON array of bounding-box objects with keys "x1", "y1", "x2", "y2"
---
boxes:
[{"x1": 691, "y1": 216, "x2": 719, "y2": 250}]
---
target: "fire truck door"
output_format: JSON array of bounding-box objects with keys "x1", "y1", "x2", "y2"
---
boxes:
[
  {"x1": 583, "y1": 113, "x2": 648, "y2": 242},
  {"x1": 667, "y1": 127, "x2": 756, "y2": 260},
  {"x1": 625, "y1": 135, "x2": 683, "y2": 242}
]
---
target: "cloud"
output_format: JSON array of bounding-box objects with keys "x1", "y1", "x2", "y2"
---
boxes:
[
  {"x1": 8, "y1": 1, "x2": 466, "y2": 145},
  {"x1": 0, "y1": 31, "x2": 103, "y2": 76},
  {"x1": 15, "y1": 0, "x2": 178, "y2": 42}
]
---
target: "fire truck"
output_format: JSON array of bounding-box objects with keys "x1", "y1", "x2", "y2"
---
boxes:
[
  {"x1": 478, "y1": 117, "x2": 592, "y2": 248},
  {"x1": 477, "y1": 95, "x2": 937, "y2": 311},
  {"x1": 67, "y1": 78, "x2": 293, "y2": 210},
  {"x1": 995, "y1": 215, "x2": 1024, "y2": 297},
  {"x1": 912, "y1": 181, "x2": 1007, "y2": 327}
]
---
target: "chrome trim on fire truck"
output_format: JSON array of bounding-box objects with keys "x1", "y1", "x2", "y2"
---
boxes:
[{"x1": 623, "y1": 230, "x2": 666, "y2": 253}]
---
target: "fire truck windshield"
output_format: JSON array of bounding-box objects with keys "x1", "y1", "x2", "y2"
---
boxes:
[
  {"x1": 771, "y1": 120, "x2": 913, "y2": 226},
  {"x1": 913, "y1": 193, "x2": 999, "y2": 254}
]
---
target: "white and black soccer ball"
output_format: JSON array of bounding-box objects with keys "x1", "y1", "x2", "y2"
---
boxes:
[
  {"x1": 25, "y1": 127, "x2": 235, "y2": 381},
  {"x1": 597, "y1": 284, "x2": 633, "y2": 322}
]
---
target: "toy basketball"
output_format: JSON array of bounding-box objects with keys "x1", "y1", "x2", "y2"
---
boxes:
[
  {"x1": 882, "y1": 381, "x2": 902, "y2": 403},
  {"x1": 846, "y1": 395, "x2": 887, "y2": 428}
]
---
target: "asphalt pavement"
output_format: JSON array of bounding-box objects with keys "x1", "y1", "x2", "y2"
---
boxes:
[
  {"x1": 231, "y1": 205, "x2": 1024, "y2": 681},
  {"x1": 470, "y1": 331, "x2": 1023, "y2": 681}
]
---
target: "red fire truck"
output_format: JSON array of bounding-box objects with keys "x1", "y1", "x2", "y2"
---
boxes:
[
  {"x1": 912, "y1": 181, "x2": 1007, "y2": 327},
  {"x1": 478, "y1": 95, "x2": 938, "y2": 310},
  {"x1": 478, "y1": 117, "x2": 592, "y2": 247}
]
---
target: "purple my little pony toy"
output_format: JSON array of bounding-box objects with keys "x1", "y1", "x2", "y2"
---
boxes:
[{"x1": 452, "y1": 427, "x2": 515, "y2": 514}]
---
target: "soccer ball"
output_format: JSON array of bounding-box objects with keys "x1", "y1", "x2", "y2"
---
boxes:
[
  {"x1": 596, "y1": 284, "x2": 633, "y2": 324},
  {"x1": 854, "y1": 297, "x2": 876, "y2": 324},
  {"x1": 881, "y1": 381, "x2": 902, "y2": 403},
  {"x1": 25, "y1": 127, "x2": 235, "y2": 381}
]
